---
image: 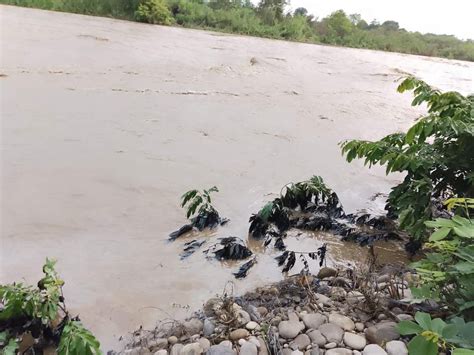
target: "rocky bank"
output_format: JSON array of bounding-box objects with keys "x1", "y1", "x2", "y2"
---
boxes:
[{"x1": 116, "y1": 265, "x2": 416, "y2": 355}]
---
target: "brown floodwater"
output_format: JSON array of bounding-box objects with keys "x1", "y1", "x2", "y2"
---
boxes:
[{"x1": 1, "y1": 5, "x2": 473, "y2": 350}]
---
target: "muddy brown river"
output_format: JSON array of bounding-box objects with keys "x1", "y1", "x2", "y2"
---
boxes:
[{"x1": 1, "y1": 5, "x2": 473, "y2": 350}]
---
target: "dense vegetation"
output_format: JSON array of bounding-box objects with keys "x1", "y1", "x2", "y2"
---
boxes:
[
  {"x1": 341, "y1": 77, "x2": 474, "y2": 247},
  {"x1": 2, "y1": 0, "x2": 474, "y2": 61},
  {"x1": 341, "y1": 79, "x2": 473, "y2": 354}
]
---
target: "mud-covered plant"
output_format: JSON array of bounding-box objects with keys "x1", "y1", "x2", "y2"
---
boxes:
[
  {"x1": 249, "y1": 175, "x2": 341, "y2": 239},
  {"x1": 281, "y1": 176, "x2": 342, "y2": 216},
  {"x1": 181, "y1": 186, "x2": 223, "y2": 230},
  {"x1": 0, "y1": 259, "x2": 101, "y2": 355},
  {"x1": 341, "y1": 77, "x2": 474, "y2": 242}
]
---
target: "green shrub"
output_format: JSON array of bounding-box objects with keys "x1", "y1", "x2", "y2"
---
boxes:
[
  {"x1": 397, "y1": 311, "x2": 474, "y2": 355},
  {"x1": 0, "y1": 259, "x2": 101, "y2": 354},
  {"x1": 135, "y1": 0, "x2": 173, "y2": 25},
  {"x1": 410, "y1": 198, "x2": 474, "y2": 319},
  {"x1": 341, "y1": 77, "x2": 474, "y2": 242}
]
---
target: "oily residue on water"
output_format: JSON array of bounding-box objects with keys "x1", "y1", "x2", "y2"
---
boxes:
[{"x1": 1, "y1": 5, "x2": 473, "y2": 350}]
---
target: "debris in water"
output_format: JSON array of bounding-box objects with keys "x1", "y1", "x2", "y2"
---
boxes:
[{"x1": 233, "y1": 257, "x2": 257, "y2": 279}]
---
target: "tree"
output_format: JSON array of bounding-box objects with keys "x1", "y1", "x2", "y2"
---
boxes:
[
  {"x1": 294, "y1": 7, "x2": 308, "y2": 17},
  {"x1": 341, "y1": 77, "x2": 474, "y2": 243},
  {"x1": 257, "y1": 0, "x2": 287, "y2": 21},
  {"x1": 381, "y1": 20, "x2": 399, "y2": 31},
  {"x1": 349, "y1": 13, "x2": 361, "y2": 25},
  {"x1": 322, "y1": 10, "x2": 354, "y2": 42}
]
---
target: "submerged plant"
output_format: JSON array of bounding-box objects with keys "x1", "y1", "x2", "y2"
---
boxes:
[{"x1": 170, "y1": 186, "x2": 227, "y2": 240}]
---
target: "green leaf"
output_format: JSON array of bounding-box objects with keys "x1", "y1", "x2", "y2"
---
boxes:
[
  {"x1": 429, "y1": 227, "x2": 451, "y2": 241},
  {"x1": 408, "y1": 335, "x2": 438, "y2": 355},
  {"x1": 454, "y1": 262, "x2": 474, "y2": 274},
  {"x1": 415, "y1": 312, "x2": 432, "y2": 330},
  {"x1": 2, "y1": 338, "x2": 19, "y2": 355},
  {"x1": 453, "y1": 349, "x2": 474, "y2": 355},
  {"x1": 398, "y1": 320, "x2": 423, "y2": 335},
  {"x1": 431, "y1": 318, "x2": 447, "y2": 335},
  {"x1": 442, "y1": 324, "x2": 459, "y2": 339},
  {"x1": 425, "y1": 218, "x2": 457, "y2": 228},
  {"x1": 453, "y1": 226, "x2": 474, "y2": 238}
]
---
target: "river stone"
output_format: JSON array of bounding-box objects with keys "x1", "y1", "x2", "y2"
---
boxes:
[
  {"x1": 355, "y1": 323, "x2": 365, "y2": 332},
  {"x1": 302, "y1": 313, "x2": 327, "y2": 330},
  {"x1": 229, "y1": 328, "x2": 249, "y2": 341},
  {"x1": 306, "y1": 346, "x2": 320, "y2": 355},
  {"x1": 290, "y1": 334, "x2": 311, "y2": 350},
  {"x1": 282, "y1": 350, "x2": 292, "y2": 355},
  {"x1": 180, "y1": 343, "x2": 203, "y2": 355},
  {"x1": 395, "y1": 314, "x2": 414, "y2": 322},
  {"x1": 206, "y1": 344, "x2": 235, "y2": 355},
  {"x1": 233, "y1": 305, "x2": 251, "y2": 326},
  {"x1": 257, "y1": 307, "x2": 268, "y2": 317},
  {"x1": 363, "y1": 344, "x2": 387, "y2": 355},
  {"x1": 343, "y1": 332, "x2": 366, "y2": 350},
  {"x1": 246, "y1": 321, "x2": 259, "y2": 330},
  {"x1": 318, "y1": 323, "x2": 344, "y2": 343},
  {"x1": 150, "y1": 338, "x2": 168, "y2": 350},
  {"x1": 125, "y1": 348, "x2": 151, "y2": 355},
  {"x1": 279, "y1": 321, "x2": 303, "y2": 339},
  {"x1": 289, "y1": 311, "x2": 300, "y2": 322},
  {"x1": 315, "y1": 294, "x2": 332, "y2": 306},
  {"x1": 325, "y1": 342, "x2": 337, "y2": 349},
  {"x1": 168, "y1": 336, "x2": 178, "y2": 345},
  {"x1": 203, "y1": 319, "x2": 216, "y2": 336},
  {"x1": 307, "y1": 330, "x2": 326, "y2": 347},
  {"x1": 290, "y1": 351, "x2": 303, "y2": 355},
  {"x1": 329, "y1": 314, "x2": 355, "y2": 331},
  {"x1": 376, "y1": 274, "x2": 391, "y2": 283},
  {"x1": 257, "y1": 337, "x2": 268, "y2": 355},
  {"x1": 170, "y1": 344, "x2": 183, "y2": 355},
  {"x1": 325, "y1": 349, "x2": 352, "y2": 355},
  {"x1": 154, "y1": 351, "x2": 167, "y2": 355},
  {"x1": 365, "y1": 322, "x2": 399, "y2": 345},
  {"x1": 198, "y1": 338, "x2": 211, "y2": 352},
  {"x1": 317, "y1": 267, "x2": 337, "y2": 279},
  {"x1": 239, "y1": 341, "x2": 258, "y2": 355},
  {"x1": 219, "y1": 340, "x2": 232, "y2": 348},
  {"x1": 386, "y1": 340, "x2": 408, "y2": 355},
  {"x1": 247, "y1": 336, "x2": 260, "y2": 348},
  {"x1": 183, "y1": 319, "x2": 204, "y2": 336}
]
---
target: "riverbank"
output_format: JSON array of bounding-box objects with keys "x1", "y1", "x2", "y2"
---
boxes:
[
  {"x1": 117, "y1": 261, "x2": 414, "y2": 355},
  {"x1": 1, "y1": 1, "x2": 473, "y2": 62}
]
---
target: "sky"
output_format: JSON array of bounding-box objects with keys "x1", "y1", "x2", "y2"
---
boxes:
[{"x1": 258, "y1": 0, "x2": 474, "y2": 40}]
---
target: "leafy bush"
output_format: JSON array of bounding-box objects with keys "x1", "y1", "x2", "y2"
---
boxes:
[
  {"x1": 409, "y1": 198, "x2": 474, "y2": 319},
  {"x1": 0, "y1": 259, "x2": 101, "y2": 354},
  {"x1": 135, "y1": 0, "x2": 173, "y2": 25},
  {"x1": 397, "y1": 311, "x2": 474, "y2": 355},
  {"x1": 341, "y1": 77, "x2": 474, "y2": 242}
]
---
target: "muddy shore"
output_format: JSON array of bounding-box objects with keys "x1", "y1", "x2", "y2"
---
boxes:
[{"x1": 1, "y1": 5, "x2": 473, "y2": 350}]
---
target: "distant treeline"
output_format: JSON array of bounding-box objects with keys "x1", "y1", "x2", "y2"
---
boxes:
[{"x1": 3, "y1": 0, "x2": 474, "y2": 62}]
